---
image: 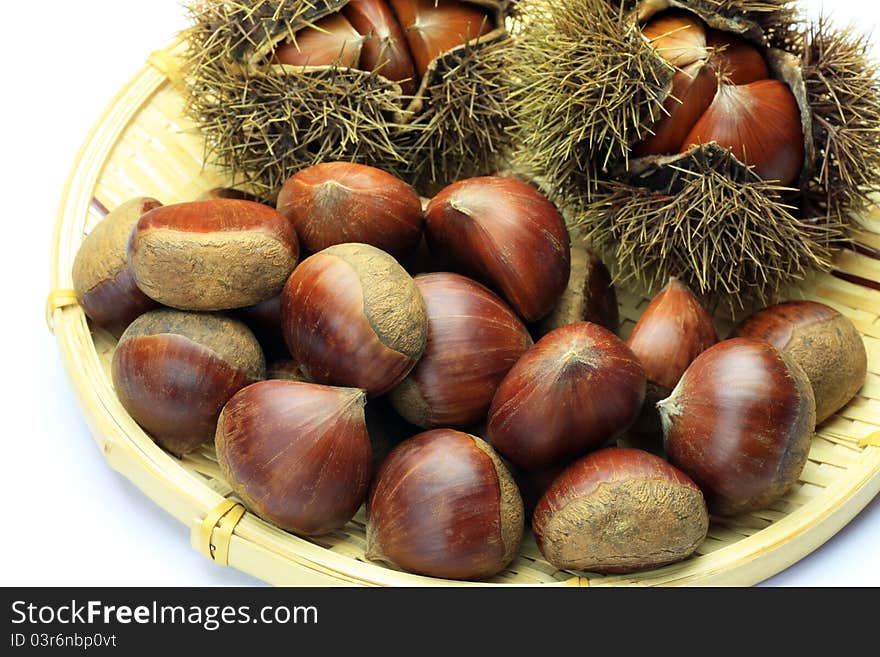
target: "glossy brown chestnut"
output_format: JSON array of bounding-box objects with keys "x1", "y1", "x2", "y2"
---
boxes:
[
  {"x1": 111, "y1": 309, "x2": 265, "y2": 455},
  {"x1": 627, "y1": 277, "x2": 718, "y2": 392},
  {"x1": 658, "y1": 338, "x2": 816, "y2": 516},
  {"x1": 389, "y1": 272, "x2": 533, "y2": 428},
  {"x1": 731, "y1": 300, "x2": 867, "y2": 424},
  {"x1": 280, "y1": 243, "x2": 428, "y2": 396},
  {"x1": 706, "y1": 30, "x2": 769, "y2": 85},
  {"x1": 273, "y1": 13, "x2": 364, "y2": 69},
  {"x1": 487, "y1": 322, "x2": 647, "y2": 471},
  {"x1": 533, "y1": 447, "x2": 709, "y2": 573},
  {"x1": 532, "y1": 247, "x2": 620, "y2": 339},
  {"x1": 625, "y1": 278, "x2": 717, "y2": 446},
  {"x1": 425, "y1": 176, "x2": 571, "y2": 323},
  {"x1": 276, "y1": 162, "x2": 424, "y2": 258},
  {"x1": 633, "y1": 61, "x2": 717, "y2": 159},
  {"x1": 366, "y1": 429, "x2": 524, "y2": 580},
  {"x1": 216, "y1": 380, "x2": 371, "y2": 535},
  {"x1": 389, "y1": 0, "x2": 494, "y2": 77},
  {"x1": 681, "y1": 79, "x2": 805, "y2": 185},
  {"x1": 343, "y1": 0, "x2": 418, "y2": 95},
  {"x1": 641, "y1": 10, "x2": 708, "y2": 68},
  {"x1": 72, "y1": 197, "x2": 162, "y2": 329},
  {"x1": 129, "y1": 199, "x2": 299, "y2": 311}
]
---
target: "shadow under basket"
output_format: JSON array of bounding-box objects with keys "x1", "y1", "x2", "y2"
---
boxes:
[{"x1": 48, "y1": 39, "x2": 880, "y2": 586}]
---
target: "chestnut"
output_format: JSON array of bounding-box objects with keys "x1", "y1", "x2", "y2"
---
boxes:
[
  {"x1": 706, "y1": 30, "x2": 769, "y2": 85},
  {"x1": 681, "y1": 79, "x2": 805, "y2": 186},
  {"x1": 658, "y1": 338, "x2": 816, "y2": 516},
  {"x1": 275, "y1": 162, "x2": 424, "y2": 258},
  {"x1": 272, "y1": 13, "x2": 364, "y2": 69},
  {"x1": 532, "y1": 447, "x2": 709, "y2": 573},
  {"x1": 425, "y1": 176, "x2": 571, "y2": 323},
  {"x1": 366, "y1": 429, "x2": 524, "y2": 580},
  {"x1": 72, "y1": 197, "x2": 162, "y2": 329},
  {"x1": 389, "y1": 272, "x2": 533, "y2": 428},
  {"x1": 731, "y1": 300, "x2": 867, "y2": 424},
  {"x1": 280, "y1": 243, "x2": 428, "y2": 396},
  {"x1": 627, "y1": 278, "x2": 718, "y2": 392},
  {"x1": 111, "y1": 309, "x2": 265, "y2": 455},
  {"x1": 343, "y1": 0, "x2": 418, "y2": 95},
  {"x1": 389, "y1": 0, "x2": 494, "y2": 77},
  {"x1": 216, "y1": 380, "x2": 371, "y2": 535},
  {"x1": 626, "y1": 277, "x2": 718, "y2": 444},
  {"x1": 633, "y1": 60, "x2": 717, "y2": 159},
  {"x1": 532, "y1": 247, "x2": 619, "y2": 339},
  {"x1": 128, "y1": 199, "x2": 299, "y2": 311},
  {"x1": 641, "y1": 10, "x2": 708, "y2": 69},
  {"x1": 487, "y1": 322, "x2": 647, "y2": 471}
]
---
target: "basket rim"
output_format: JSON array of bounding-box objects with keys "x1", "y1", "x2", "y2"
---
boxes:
[{"x1": 48, "y1": 38, "x2": 880, "y2": 587}]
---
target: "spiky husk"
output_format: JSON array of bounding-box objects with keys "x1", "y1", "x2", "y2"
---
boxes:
[
  {"x1": 802, "y1": 18, "x2": 880, "y2": 218},
  {"x1": 506, "y1": 0, "x2": 671, "y2": 197},
  {"x1": 507, "y1": 0, "x2": 798, "y2": 197},
  {"x1": 577, "y1": 148, "x2": 844, "y2": 310},
  {"x1": 182, "y1": 0, "x2": 513, "y2": 199},
  {"x1": 402, "y1": 35, "x2": 516, "y2": 194},
  {"x1": 508, "y1": 0, "x2": 879, "y2": 308}
]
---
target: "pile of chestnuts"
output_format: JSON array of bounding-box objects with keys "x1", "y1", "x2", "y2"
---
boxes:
[{"x1": 72, "y1": 160, "x2": 868, "y2": 581}]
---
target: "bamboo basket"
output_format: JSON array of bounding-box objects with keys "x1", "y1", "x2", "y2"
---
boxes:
[{"x1": 48, "y1": 38, "x2": 880, "y2": 587}]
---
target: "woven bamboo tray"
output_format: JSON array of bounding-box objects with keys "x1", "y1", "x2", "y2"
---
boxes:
[{"x1": 48, "y1": 39, "x2": 880, "y2": 587}]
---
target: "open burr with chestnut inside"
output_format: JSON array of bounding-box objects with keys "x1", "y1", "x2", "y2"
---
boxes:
[
  {"x1": 184, "y1": 0, "x2": 511, "y2": 200},
  {"x1": 510, "y1": 0, "x2": 880, "y2": 309}
]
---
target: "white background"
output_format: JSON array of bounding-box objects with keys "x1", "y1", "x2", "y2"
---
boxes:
[{"x1": 3, "y1": 0, "x2": 880, "y2": 587}]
